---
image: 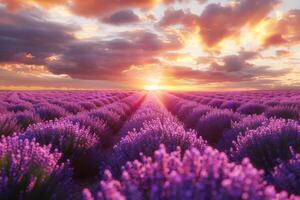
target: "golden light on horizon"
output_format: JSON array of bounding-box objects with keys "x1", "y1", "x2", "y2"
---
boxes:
[{"x1": 144, "y1": 84, "x2": 161, "y2": 91}]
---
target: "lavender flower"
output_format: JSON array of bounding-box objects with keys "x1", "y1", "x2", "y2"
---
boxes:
[
  {"x1": 15, "y1": 111, "x2": 41, "y2": 130},
  {"x1": 220, "y1": 101, "x2": 241, "y2": 111},
  {"x1": 61, "y1": 102, "x2": 83, "y2": 114},
  {"x1": 237, "y1": 103, "x2": 267, "y2": 115},
  {"x1": 196, "y1": 109, "x2": 241, "y2": 145},
  {"x1": 19, "y1": 120, "x2": 99, "y2": 179},
  {"x1": 0, "y1": 136, "x2": 72, "y2": 200},
  {"x1": 80, "y1": 102, "x2": 97, "y2": 111},
  {"x1": 271, "y1": 153, "x2": 300, "y2": 195},
  {"x1": 0, "y1": 103, "x2": 8, "y2": 114},
  {"x1": 35, "y1": 104, "x2": 67, "y2": 121},
  {"x1": 265, "y1": 106, "x2": 299, "y2": 120},
  {"x1": 89, "y1": 108, "x2": 122, "y2": 132},
  {"x1": 110, "y1": 118, "x2": 206, "y2": 176},
  {"x1": 183, "y1": 105, "x2": 210, "y2": 128},
  {"x1": 67, "y1": 115, "x2": 113, "y2": 149},
  {"x1": 208, "y1": 99, "x2": 224, "y2": 108},
  {"x1": 85, "y1": 145, "x2": 290, "y2": 200},
  {"x1": 218, "y1": 115, "x2": 268, "y2": 151},
  {"x1": 0, "y1": 114, "x2": 20, "y2": 137},
  {"x1": 8, "y1": 102, "x2": 33, "y2": 113},
  {"x1": 231, "y1": 119, "x2": 300, "y2": 173}
]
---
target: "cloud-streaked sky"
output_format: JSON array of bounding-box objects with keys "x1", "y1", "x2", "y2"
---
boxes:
[{"x1": 0, "y1": 0, "x2": 299, "y2": 90}]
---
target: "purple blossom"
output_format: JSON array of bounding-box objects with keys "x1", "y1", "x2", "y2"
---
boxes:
[
  {"x1": 265, "y1": 106, "x2": 299, "y2": 120},
  {"x1": 110, "y1": 117, "x2": 206, "y2": 176},
  {"x1": 0, "y1": 103, "x2": 8, "y2": 114},
  {"x1": 15, "y1": 111, "x2": 41, "y2": 130},
  {"x1": 196, "y1": 109, "x2": 241, "y2": 145},
  {"x1": 119, "y1": 96, "x2": 170, "y2": 138},
  {"x1": 271, "y1": 153, "x2": 300, "y2": 195},
  {"x1": 237, "y1": 103, "x2": 267, "y2": 115},
  {"x1": 220, "y1": 100, "x2": 241, "y2": 111},
  {"x1": 218, "y1": 115, "x2": 268, "y2": 151},
  {"x1": 0, "y1": 114, "x2": 21, "y2": 137},
  {"x1": 67, "y1": 114, "x2": 113, "y2": 149},
  {"x1": 8, "y1": 101, "x2": 33, "y2": 113},
  {"x1": 0, "y1": 136, "x2": 72, "y2": 200},
  {"x1": 84, "y1": 145, "x2": 290, "y2": 200},
  {"x1": 231, "y1": 119, "x2": 300, "y2": 172},
  {"x1": 80, "y1": 102, "x2": 97, "y2": 111},
  {"x1": 35, "y1": 103, "x2": 67, "y2": 121},
  {"x1": 19, "y1": 120, "x2": 99, "y2": 179},
  {"x1": 207, "y1": 99, "x2": 224, "y2": 108},
  {"x1": 61, "y1": 102, "x2": 84, "y2": 114},
  {"x1": 183, "y1": 105, "x2": 211, "y2": 128}
]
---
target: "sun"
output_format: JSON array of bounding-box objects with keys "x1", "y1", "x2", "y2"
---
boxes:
[{"x1": 144, "y1": 84, "x2": 161, "y2": 91}]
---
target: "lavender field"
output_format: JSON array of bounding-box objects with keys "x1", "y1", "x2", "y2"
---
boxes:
[{"x1": 0, "y1": 90, "x2": 299, "y2": 200}]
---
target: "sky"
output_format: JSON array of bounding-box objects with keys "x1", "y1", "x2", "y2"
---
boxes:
[{"x1": 0, "y1": 0, "x2": 299, "y2": 91}]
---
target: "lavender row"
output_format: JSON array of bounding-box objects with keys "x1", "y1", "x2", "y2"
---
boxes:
[
  {"x1": 161, "y1": 93, "x2": 300, "y2": 196},
  {"x1": 0, "y1": 92, "x2": 131, "y2": 137},
  {"x1": 14, "y1": 93, "x2": 145, "y2": 179},
  {"x1": 0, "y1": 91, "x2": 129, "y2": 114},
  {"x1": 107, "y1": 94, "x2": 206, "y2": 176},
  {"x1": 160, "y1": 93, "x2": 242, "y2": 146},
  {"x1": 172, "y1": 91, "x2": 299, "y2": 119},
  {"x1": 0, "y1": 92, "x2": 146, "y2": 199},
  {"x1": 172, "y1": 91, "x2": 300, "y2": 108}
]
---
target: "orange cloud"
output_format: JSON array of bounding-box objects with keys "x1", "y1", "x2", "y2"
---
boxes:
[
  {"x1": 262, "y1": 9, "x2": 300, "y2": 48},
  {"x1": 198, "y1": 0, "x2": 280, "y2": 48},
  {"x1": 2, "y1": 0, "x2": 62, "y2": 10},
  {"x1": 2, "y1": 0, "x2": 183, "y2": 17}
]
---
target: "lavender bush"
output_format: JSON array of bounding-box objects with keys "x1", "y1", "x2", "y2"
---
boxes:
[
  {"x1": 271, "y1": 153, "x2": 300, "y2": 195},
  {"x1": 237, "y1": 103, "x2": 267, "y2": 115},
  {"x1": 84, "y1": 145, "x2": 290, "y2": 200},
  {"x1": 265, "y1": 106, "x2": 299, "y2": 120},
  {"x1": 220, "y1": 100, "x2": 241, "y2": 111},
  {"x1": 15, "y1": 111, "x2": 41, "y2": 130},
  {"x1": 184, "y1": 105, "x2": 211, "y2": 128},
  {"x1": 19, "y1": 121, "x2": 99, "y2": 179},
  {"x1": 35, "y1": 104, "x2": 67, "y2": 121},
  {"x1": 196, "y1": 109, "x2": 241, "y2": 145},
  {"x1": 67, "y1": 115, "x2": 113, "y2": 149},
  {"x1": 218, "y1": 115, "x2": 268, "y2": 151},
  {"x1": 110, "y1": 118, "x2": 206, "y2": 176},
  {"x1": 8, "y1": 102, "x2": 33, "y2": 113},
  {"x1": 231, "y1": 119, "x2": 300, "y2": 172},
  {"x1": 0, "y1": 114, "x2": 20, "y2": 137},
  {"x1": 0, "y1": 136, "x2": 72, "y2": 200}
]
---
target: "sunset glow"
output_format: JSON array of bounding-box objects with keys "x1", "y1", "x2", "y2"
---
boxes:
[
  {"x1": 144, "y1": 84, "x2": 161, "y2": 91},
  {"x1": 0, "y1": 0, "x2": 299, "y2": 90}
]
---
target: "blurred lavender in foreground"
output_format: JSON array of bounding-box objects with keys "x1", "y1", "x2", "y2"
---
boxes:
[
  {"x1": 83, "y1": 145, "x2": 293, "y2": 200},
  {"x1": 0, "y1": 136, "x2": 72, "y2": 200}
]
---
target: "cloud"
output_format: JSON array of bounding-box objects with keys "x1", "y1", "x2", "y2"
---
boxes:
[
  {"x1": 1, "y1": 0, "x2": 62, "y2": 10},
  {"x1": 0, "y1": 7, "x2": 183, "y2": 83},
  {"x1": 157, "y1": 8, "x2": 198, "y2": 28},
  {"x1": 0, "y1": 8, "x2": 76, "y2": 65},
  {"x1": 198, "y1": 0, "x2": 280, "y2": 48},
  {"x1": 102, "y1": 10, "x2": 140, "y2": 25},
  {"x1": 167, "y1": 51, "x2": 290, "y2": 84},
  {"x1": 276, "y1": 50, "x2": 291, "y2": 57},
  {"x1": 70, "y1": 0, "x2": 159, "y2": 17},
  {"x1": 262, "y1": 9, "x2": 300, "y2": 48},
  {"x1": 2, "y1": 0, "x2": 186, "y2": 17},
  {"x1": 47, "y1": 30, "x2": 183, "y2": 81}
]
